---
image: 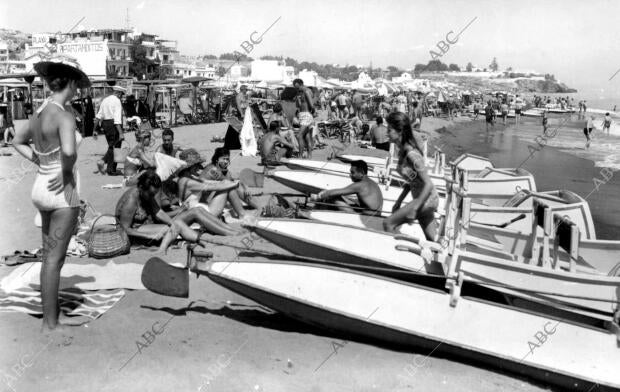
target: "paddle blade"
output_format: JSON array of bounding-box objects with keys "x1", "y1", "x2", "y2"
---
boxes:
[
  {"x1": 239, "y1": 168, "x2": 265, "y2": 188},
  {"x1": 141, "y1": 257, "x2": 189, "y2": 298}
]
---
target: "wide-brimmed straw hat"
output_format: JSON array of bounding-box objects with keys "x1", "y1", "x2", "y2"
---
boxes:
[
  {"x1": 179, "y1": 148, "x2": 205, "y2": 167},
  {"x1": 34, "y1": 55, "x2": 91, "y2": 89},
  {"x1": 112, "y1": 85, "x2": 127, "y2": 94}
]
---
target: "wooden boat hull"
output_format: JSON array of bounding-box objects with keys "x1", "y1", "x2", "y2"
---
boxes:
[
  {"x1": 270, "y1": 170, "x2": 535, "y2": 214},
  {"x1": 305, "y1": 210, "x2": 424, "y2": 237},
  {"x1": 203, "y1": 259, "x2": 620, "y2": 390},
  {"x1": 270, "y1": 170, "x2": 419, "y2": 214},
  {"x1": 248, "y1": 218, "x2": 440, "y2": 277},
  {"x1": 337, "y1": 154, "x2": 391, "y2": 167},
  {"x1": 248, "y1": 213, "x2": 614, "y2": 316},
  {"x1": 451, "y1": 249, "x2": 620, "y2": 317},
  {"x1": 468, "y1": 223, "x2": 619, "y2": 275},
  {"x1": 302, "y1": 187, "x2": 595, "y2": 238},
  {"x1": 465, "y1": 168, "x2": 537, "y2": 206},
  {"x1": 450, "y1": 153, "x2": 494, "y2": 172},
  {"x1": 281, "y1": 158, "x2": 445, "y2": 188},
  {"x1": 337, "y1": 152, "x2": 494, "y2": 174}
]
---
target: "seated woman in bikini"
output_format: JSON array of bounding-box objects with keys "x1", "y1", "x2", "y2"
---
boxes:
[
  {"x1": 200, "y1": 147, "x2": 260, "y2": 211},
  {"x1": 268, "y1": 102, "x2": 299, "y2": 153},
  {"x1": 123, "y1": 129, "x2": 156, "y2": 183},
  {"x1": 177, "y1": 148, "x2": 255, "y2": 219},
  {"x1": 116, "y1": 169, "x2": 241, "y2": 253}
]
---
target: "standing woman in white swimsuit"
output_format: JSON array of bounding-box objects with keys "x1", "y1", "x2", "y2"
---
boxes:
[{"x1": 13, "y1": 58, "x2": 91, "y2": 333}]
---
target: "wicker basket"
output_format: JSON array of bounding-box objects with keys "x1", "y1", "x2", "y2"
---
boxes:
[{"x1": 87, "y1": 214, "x2": 131, "y2": 259}]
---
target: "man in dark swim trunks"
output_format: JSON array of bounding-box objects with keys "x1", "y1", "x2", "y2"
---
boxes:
[
  {"x1": 310, "y1": 160, "x2": 384, "y2": 215},
  {"x1": 484, "y1": 101, "x2": 495, "y2": 132},
  {"x1": 584, "y1": 115, "x2": 594, "y2": 149},
  {"x1": 603, "y1": 112, "x2": 612, "y2": 135}
]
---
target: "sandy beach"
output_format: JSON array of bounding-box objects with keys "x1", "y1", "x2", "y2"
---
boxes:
[{"x1": 0, "y1": 117, "x2": 569, "y2": 392}]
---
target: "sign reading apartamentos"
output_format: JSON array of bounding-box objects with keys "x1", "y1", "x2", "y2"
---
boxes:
[
  {"x1": 57, "y1": 41, "x2": 108, "y2": 77},
  {"x1": 59, "y1": 43, "x2": 105, "y2": 53}
]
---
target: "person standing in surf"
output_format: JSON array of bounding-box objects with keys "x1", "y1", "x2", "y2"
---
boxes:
[
  {"x1": 603, "y1": 113, "x2": 612, "y2": 136},
  {"x1": 584, "y1": 115, "x2": 594, "y2": 149},
  {"x1": 484, "y1": 101, "x2": 495, "y2": 132},
  {"x1": 514, "y1": 96, "x2": 522, "y2": 125},
  {"x1": 383, "y1": 112, "x2": 438, "y2": 241},
  {"x1": 501, "y1": 101, "x2": 509, "y2": 125}
]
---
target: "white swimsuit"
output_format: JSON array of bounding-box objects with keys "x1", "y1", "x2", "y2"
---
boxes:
[{"x1": 31, "y1": 100, "x2": 82, "y2": 211}]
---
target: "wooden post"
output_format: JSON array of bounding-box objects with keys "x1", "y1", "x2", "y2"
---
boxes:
[{"x1": 540, "y1": 206, "x2": 552, "y2": 268}]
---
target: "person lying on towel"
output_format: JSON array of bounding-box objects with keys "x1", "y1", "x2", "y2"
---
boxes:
[
  {"x1": 259, "y1": 121, "x2": 295, "y2": 169},
  {"x1": 310, "y1": 160, "x2": 383, "y2": 216}
]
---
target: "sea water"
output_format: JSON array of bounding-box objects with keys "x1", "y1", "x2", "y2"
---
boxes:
[{"x1": 508, "y1": 115, "x2": 620, "y2": 170}]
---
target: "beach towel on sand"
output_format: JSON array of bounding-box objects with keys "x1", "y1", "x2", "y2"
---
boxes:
[
  {"x1": 240, "y1": 107, "x2": 257, "y2": 156},
  {"x1": 0, "y1": 259, "x2": 145, "y2": 324},
  {"x1": 0, "y1": 287, "x2": 126, "y2": 324}
]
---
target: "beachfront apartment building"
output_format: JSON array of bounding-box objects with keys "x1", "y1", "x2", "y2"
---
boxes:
[
  {"x1": 60, "y1": 29, "x2": 133, "y2": 78},
  {"x1": 0, "y1": 41, "x2": 10, "y2": 73},
  {"x1": 22, "y1": 29, "x2": 133, "y2": 79}
]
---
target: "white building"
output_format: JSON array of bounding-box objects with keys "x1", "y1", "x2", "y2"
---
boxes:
[
  {"x1": 169, "y1": 61, "x2": 216, "y2": 79},
  {"x1": 251, "y1": 60, "x2": 293, "y2": 82},
  {"x1": 392, "y1": 72, "x2": 413, "y2": 83},
  {"x1": 0, "y1": 41, "x2": 10, "y2": 73},
  {"x1": 24, "y1": 29, "x2": 132, "y2": 79},
  {"x1": 298, "y1": 69, "x2": 319, "y2": 86},
  {"x1": 194, "y1": 63, "x2": 216, "y2": 79}
]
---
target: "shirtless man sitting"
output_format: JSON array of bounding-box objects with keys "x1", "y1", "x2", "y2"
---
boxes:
[
  {"x1": 259, "y1": 121, "x2": 295, "y2": 171},
  {"x1": 310, "y1": 160, "x2": 383, "y2": 216},
  {"x1": 156, "y1": 128, "x2": 183, "y2": 158}
]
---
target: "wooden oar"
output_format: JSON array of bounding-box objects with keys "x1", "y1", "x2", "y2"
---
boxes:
[
  {"x1": 141, "y1": 257, "x2": 189, "y2": 298},
  {"x1": 485, "y1": 213, "x2": 527, "y2": 228}
]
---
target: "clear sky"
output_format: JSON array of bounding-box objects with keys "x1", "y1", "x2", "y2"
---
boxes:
[{"x1": 1, "y1": 0, "x2": 619, "y2": 93}]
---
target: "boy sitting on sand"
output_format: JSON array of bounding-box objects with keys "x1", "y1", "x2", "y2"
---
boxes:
[
  {"x1": 307, "y1": 160, "x2": 384, "y2": 216},
  {"x1": 259, "y1": 121, "x2": 295, "y2": 170}
]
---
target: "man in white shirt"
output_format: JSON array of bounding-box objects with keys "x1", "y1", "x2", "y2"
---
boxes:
[{"x1": 95, "y1": 86, "x2": 125, "y2": 175}]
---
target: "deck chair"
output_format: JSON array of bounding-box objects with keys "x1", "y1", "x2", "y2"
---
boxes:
[{"x1": 177, "y1": 97, "x2": 194, "y2": 124}]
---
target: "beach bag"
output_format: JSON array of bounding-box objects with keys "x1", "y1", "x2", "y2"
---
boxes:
[
  {"x1": 87, "y1": 214, "x2": 131, "y2": 259},
  {"x1": 261, "y1": 193, "x2": 296, "y2": 218},
  {"x1": 154, "y1": 152, "x2": 188, "y2": 181}
]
